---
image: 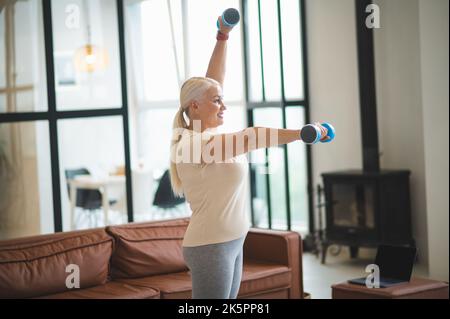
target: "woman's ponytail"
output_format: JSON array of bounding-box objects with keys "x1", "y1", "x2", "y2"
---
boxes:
[{"x1": 170, "y1": 107, "x2": 188, "y2": 197}]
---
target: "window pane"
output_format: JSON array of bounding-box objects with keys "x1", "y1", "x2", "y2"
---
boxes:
[
  {"x1": 253, "y1": 107, "x2": 288, "y2": 230},
  {"x1": 133, "y1": 107, "x2": 190, "y2": 222},
  {"x1": 139, "y1": 0, "x2": 183, "y2": 101},
  {"x1": 15, "y1": 91, "x2": 35, "y2": 111},
  {"x1": 250, "y1": 148, "x2": 269, "y2": 228},
  {"x1": 58, "y1": 117, "x2": 127, "y2": 231},
  {"x1": 281, "y1": 0, "x2": 304, "y2": 100},
  {"x1": 137, "y1": 109, "x2": 175, "y2": 174},
  {"x1": 260, "y1": 0, "x2": 281, "y2": 101},
  {"x1": 0, "y1": 95, "x2": 5, "y2": 111},
  {"x1": 52, "y1": 0, "x2": 122, "y2": 110},
  {"x1": 246, "y1": 0, "x2": 263, "y2": 102},
  {"x1": 286, "y1": 107, "x2": 308, "y2": 234},
  {"x1": 187, "y1": 0, "x2": 243, "y2": 101},
  {"x1": 218, "y1": 104, "x2": 247, "y2": 133},
  {"x1": 268, "y1": 147, "x2": 288, "y2": 230},
  {"x1": 0, "y1": 0, "x2": 48, "y2": 113},
  {"x1": 0, "y1": 121, "x2": 53, "y2": 239},
  {"x1": 0, "y1": 10, "x2": 3, "y2": 89}
]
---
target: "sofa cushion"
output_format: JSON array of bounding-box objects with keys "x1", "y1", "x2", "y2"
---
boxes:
[
  {"x1": 239, "y1": 260, "x2": 291, "y2": 297},
  {"x1": 36, "y1": 281, "x2": 160, "y2": 299},
  {"x1": 116, "y1": 260, "x2": 291, "y2": 299},
  {"x1": 118, "y1": 272, "x2": 192, "y2": 299},
  {"x1": 107, "y1": 218, "x2": 189, "y2": 279},
  {"x1": 0, "y1": 228, "x2": 113, "y2": 298}
]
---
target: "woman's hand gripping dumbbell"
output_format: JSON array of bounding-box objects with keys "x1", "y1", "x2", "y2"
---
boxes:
[
  {"x1": 216, "y1": 8, "x2": 240, "y2": 36},
  {"x1": 300, "y1": 122, "x2": 336, "y2": 144}
]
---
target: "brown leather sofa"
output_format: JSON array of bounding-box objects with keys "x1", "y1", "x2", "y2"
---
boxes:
[{"x1": 0, "y1": 218, "x2": 304, "y2": 299}]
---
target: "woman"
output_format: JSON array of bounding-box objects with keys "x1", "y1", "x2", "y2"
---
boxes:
[{"x1": 170, "y1": 15, "x2": 329, "y2": 299}]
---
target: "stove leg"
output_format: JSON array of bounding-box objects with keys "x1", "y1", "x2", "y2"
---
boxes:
[
  {"x1": 350, "y1": 245, "x2": 359, "y2": 259},
  {"x1": 321, "y1": 243, "x2": 329, "y2": 264}
]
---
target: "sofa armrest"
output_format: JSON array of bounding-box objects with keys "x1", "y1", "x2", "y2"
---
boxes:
[{"x1": 244, "y1": 228, "x2": 304, "y2": 299}]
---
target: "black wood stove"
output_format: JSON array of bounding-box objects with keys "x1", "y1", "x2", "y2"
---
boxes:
[{"x1": 320, "y1": 169, "x2": 414, "y2": 263}]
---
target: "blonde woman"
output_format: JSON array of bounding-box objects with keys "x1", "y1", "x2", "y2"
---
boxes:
[{"x1": 170, "y1": 15, "x2": 329, "y2": 299}]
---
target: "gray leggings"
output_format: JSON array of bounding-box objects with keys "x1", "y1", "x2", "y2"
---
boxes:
[{"x1": 183, "y1": 235, "x2": 246, "y2": 299}]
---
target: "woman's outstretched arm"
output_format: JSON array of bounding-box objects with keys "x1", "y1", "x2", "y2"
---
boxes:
[
  {"x1": 205, "y1": 127, "x2": 300, "y2": 162},
  {"x1": 205, "y1": 16, "x2": 233, "y2": 87},
  {"x1": 201, "y1": 125, "x2": 329, "y2": 163}
]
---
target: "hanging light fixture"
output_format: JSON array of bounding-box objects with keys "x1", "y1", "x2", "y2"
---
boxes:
[
  {"x1": 74, "y1": 44, "x2": 109, "y2": 72},
  {"x1": 74, "y1": 0, "x2": 109, "y2": 73}
]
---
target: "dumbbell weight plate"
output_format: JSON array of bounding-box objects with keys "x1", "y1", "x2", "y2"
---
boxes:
[
  {"x1": 217, "y1": 8, "x2": 240, "y2": 29},
  {"x1": 300, "y1": 124, "x2": 321, "y2": 144},
  {"x1": 223, "y1": 8, "x2": 240, "y2": 26}
]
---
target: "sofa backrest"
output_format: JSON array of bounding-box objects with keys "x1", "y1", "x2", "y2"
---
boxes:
[
  {"x1": 106, "y1": 218, "x2": 189, "y2": 279},
  {"x1": 0, "y1": 228, "x2": 113, "y2": 298}
]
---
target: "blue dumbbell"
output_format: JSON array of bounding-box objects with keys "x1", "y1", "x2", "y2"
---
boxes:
[
  {"x1": 217, "y1": 8, "x2": 240, "y2": 29},
  {"x1": 300, "y1": 123, "x2": 335, "y2": 144}
]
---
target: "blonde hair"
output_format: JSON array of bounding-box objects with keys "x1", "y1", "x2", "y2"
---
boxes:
[{"x1": 170, "y1": 77, "x2": 220, "y2": 197}]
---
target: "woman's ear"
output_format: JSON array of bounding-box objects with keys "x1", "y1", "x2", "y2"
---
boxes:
[{"x1": 191, "y1": 101, "x2": 199, "y2": 112}]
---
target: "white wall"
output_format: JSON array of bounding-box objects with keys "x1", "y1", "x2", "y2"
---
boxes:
[
  {"x1": 37, "y1": 122, "x2": 54, "y2": 235},
  {"x1": 373, "y1": 0, "x2": 449, "y2": 281},
  {"x1": 418, "y1": 0, "x2": 449, "y2": 281},
  {"x1": 306, "y1": 0, "x2": 449, "y2": 280},
  {"x1": 305, "y1": 0, "x2": 362, "y2": 224},
  {"x1": 373, "y1": 0, "x2": 429, "y2": 272}
]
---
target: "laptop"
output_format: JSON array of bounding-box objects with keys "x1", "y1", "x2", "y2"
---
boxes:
[{"x1": 348, "y1": 245, "x2": 417, "y2": 288}]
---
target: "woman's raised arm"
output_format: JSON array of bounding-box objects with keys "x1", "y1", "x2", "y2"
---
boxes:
[{"x1": 205, "y1": 16, "x2": 233, "y2": 87}]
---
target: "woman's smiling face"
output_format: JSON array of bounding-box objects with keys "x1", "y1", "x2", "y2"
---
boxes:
[{"x1": 191, "y1": 85, "x2": 226, "y2": 130}]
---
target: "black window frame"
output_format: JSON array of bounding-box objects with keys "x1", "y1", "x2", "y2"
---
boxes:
[
  {"x1": 0, "y1": 0, "x2": 134, "y2": 232},
  {"x1": 241, "y1": 0, "x2": 314, "y2": 233},
  {"x1": 0, "y1": 0, "x2": 314, "y2": 235}
]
